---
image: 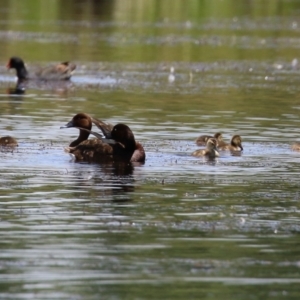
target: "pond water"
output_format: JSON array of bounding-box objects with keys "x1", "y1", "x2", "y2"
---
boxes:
[{"x1": 1, "y1": 0, "x2": 300, "y2": 299}]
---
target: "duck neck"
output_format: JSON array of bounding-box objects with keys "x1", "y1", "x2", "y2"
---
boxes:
[
  {"x1": 16, "y1": 66, "x2": 28, "y2": 80},
  {"x1": 70, "y1": 129, "x2": 90, "y2": 147},
  {"x1": 125, "y1": 139, "x2": 136, "y2": 153},
  {"x1": 114, "y1": 139, "x2": 136, "y2": 160}
]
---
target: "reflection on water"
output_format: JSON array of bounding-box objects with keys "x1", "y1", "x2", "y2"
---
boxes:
[
  {"x1": 7, "y1": 84, "x2": 25, "y2": 95},
  {"x1": 1, "y1": 0, "x2": 300, "y2": 299}
]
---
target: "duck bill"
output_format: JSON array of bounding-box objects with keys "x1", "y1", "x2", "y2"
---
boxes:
[
  {"x1": 6, "y1": 62, "x2": 11, "y2": 69},
  {"x1": 60, "y1": 120, "x2": 74, "y2": 129}
]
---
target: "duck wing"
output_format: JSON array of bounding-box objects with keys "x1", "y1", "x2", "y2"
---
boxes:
[
  {"x1": 74, "y1": 127, "x2": 116, "y2": 145},
  {"x1": 91, "y1": 117, "x2": 114, "y2": 139}
]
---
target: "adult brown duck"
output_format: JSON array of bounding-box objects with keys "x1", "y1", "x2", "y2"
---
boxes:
[
  {"x1": 61, "y1": 113, "x2": 146, "y2": 163},
  {"x1": 0, "y1": 136, "x2": 18, "y2": 147},
  {"x1": 7, "y1": 56, "x2": 76, "y2": 81}
]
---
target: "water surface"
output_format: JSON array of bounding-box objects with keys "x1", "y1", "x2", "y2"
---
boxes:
[{"x1": 0, "y1": 1, "x2": 300, "y2": 299}]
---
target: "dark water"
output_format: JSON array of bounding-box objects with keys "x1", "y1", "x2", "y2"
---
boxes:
[{"x1": 1, "y1": 1, "x2": 300, "y2": 299}]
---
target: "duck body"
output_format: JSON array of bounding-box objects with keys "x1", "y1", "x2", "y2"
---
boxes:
[
  {"x1": 0, "y1": 136, "x2": 18, "y2": 147},
  {"x1": 192, "y1": 137, "x2": 219, "y2": 158},
  {"x1": 196, "y1": 132, "x2": 227, "y2": 148},
  {"x1": 61, "y1": 113, "x2": 145, "y2": 164},
  {"x1": 90, "y1": 116, "x2": 146, "y2": 163},
  {"x1": 66, "y1": 134, "x2": 133, "y2": 162},
  {"x1": 218, "y1": 135, "x2": 243, "y2": 152},
  {"x1": 7, "y1": 57, "x2": 76, "y2": 81},
  {"x1": 130, "y1": 142, "x2": 146, "y2": 163}
]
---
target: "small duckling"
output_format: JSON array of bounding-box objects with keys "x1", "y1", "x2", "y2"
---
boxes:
[
  {"x1": 196, "y1": 132, "x2": 226, "y2": 148},
  {"x1": 192, "y1": 137, "x2": 219, "y2": 158},
  {"x1": 0, "y1": 136, "x2": 18, "y2": 147},
  {"x1": 219, "y1": 135, "x2": 243, "y2": 152},
  {"x1": 292, "y1": 142, "x2": 300, "y2": 151}
]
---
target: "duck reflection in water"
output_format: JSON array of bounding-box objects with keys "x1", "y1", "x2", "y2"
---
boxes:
[
  {"x1": 68, "y1": 161, "x2": 135, "y2": 202},
  {"x1": 99, "y1": 162, "x2": 136, "y2": 200},
  {"x1": 5, "y1": 83, "x2": 25, "y2": 118},
  {"x1": 61, "y1": 113, "x2": 146, "y2": 166},
  {"x1": 7, "y1": 82, "x2": 26, "y2": 95},
  {"x1": 7, "y1": 78, "x2": 75, "y2": 98}
]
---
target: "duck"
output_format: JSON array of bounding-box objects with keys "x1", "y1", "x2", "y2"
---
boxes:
[
  {"x1": 7, "y1": 56, "x2": 76, "y2": 81},
  {"x1": 89, "y1": 116, "x2": 145, "y2": 163},
  {"x1": 61, "y1": 113, "x2": 146, "y2": 163},
  {"x1": 196, "y1": 132, "x2": 227, "y2": 148},
  {"x1": 292, "y1": 142, "x2": 300, "y2": 151},
  {"x1": 218, "y1": 135, "x2": 243, "y2": 152},
  {"x1": 192, "y1": 137, "x2": 219, "y2": 158},
  {"x1": 0, "y1": 136, "x2": 18, "y2": 146}
]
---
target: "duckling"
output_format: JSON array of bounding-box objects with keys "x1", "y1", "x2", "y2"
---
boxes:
[
  {"x1": 218, "y1": 135, "x2": 243, "y2": 152},
  {"x1": 292, "y1": 142, "x2": 300, "y2": 151},
  {"x1": 192, "y1": 137, "x2": 219, "y2": 158},
  {"x1": 196, "y1": 132, "x2": 226, "y2": 148}
]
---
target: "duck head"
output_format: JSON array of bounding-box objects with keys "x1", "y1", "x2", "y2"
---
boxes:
[
  {"x1": 61, "y1": 113, "x2": 92, "y2": 147},
  {"x1": 206, "y1": 137, "x2": 218, "y2": 150},
  {"x1": 214, "y1": 132, "x2": 223, "y2": 140},
  {"x1": 63, "y1": 113, "x2": 92, "y2": 130},
  {"x1": 7, "y1": 56, "x2": 28, "y2": 80},
  {"x1": 7, "y1": 57, "x2": 25, "y2": 69},
  {"x1": 111, "y1": 124, "x2": 136, "y2": 151},
  {"x1": 231, "y1": 135, "x2": 243, "y2": 151}
]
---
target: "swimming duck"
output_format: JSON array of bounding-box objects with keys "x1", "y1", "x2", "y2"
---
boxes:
[
  {"x1": 218, "y1": 135, "x2": 243, "y2": 152},
  {"x1": 7, "y1": 56, "x2": 76, "y2": 81},
  {"x1": 0, "y1": 136, "x2": 18, "y2": 146},
  {"x1": 90, "y1": 116, "x2": 145, "y2": 163},
  {"x1": 196, "y1": 132, "x2": 227, "y2": 148},
  {"x1": 192, "y1": 137, "x2": 219, "y2": 158},
  {"x1": 61, "y1": 113, "x2": 145, "y2": 163}
]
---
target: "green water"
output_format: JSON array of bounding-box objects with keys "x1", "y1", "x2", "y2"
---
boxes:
[{"x1": 0, "y1": 0, "x2": 300, "y2": 299}]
